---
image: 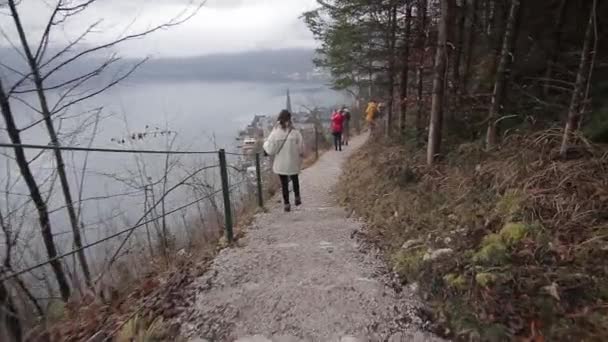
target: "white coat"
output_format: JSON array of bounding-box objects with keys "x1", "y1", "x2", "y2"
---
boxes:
[{"x1": 263, "y1": 126, "x2": 304, "y2": 176}]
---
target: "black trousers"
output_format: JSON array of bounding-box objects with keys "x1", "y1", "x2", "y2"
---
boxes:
[
  {"x1": 332, "y1": 132, "x2": 342, "y2": 151},
  {"x1": 279, "y1": 174, "x2": 300, "y2": 204}
]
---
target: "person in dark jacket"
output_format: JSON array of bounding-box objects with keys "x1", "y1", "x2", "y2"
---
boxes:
[{"x1": 341, "y1": 107, "x2": 351, "y2": 146}]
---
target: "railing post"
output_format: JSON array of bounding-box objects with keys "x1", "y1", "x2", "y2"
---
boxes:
[
  {"x1": 255, "y1": 152, "x2": 264, "y2": 208},
  {"x1": 218, "y1": 149, "x2": 234, "y2": 243},
  {"x1": 314, "y1": 126, "x2": 319, "y2": 160}
]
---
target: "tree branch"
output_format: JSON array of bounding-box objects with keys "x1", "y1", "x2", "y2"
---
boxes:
[{"x1": 41, "y1": 0, "x2": 206, "y2": 81}]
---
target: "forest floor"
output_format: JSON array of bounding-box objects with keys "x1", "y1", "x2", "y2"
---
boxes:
[
  {"x1": 173, "y1": 133, "x2": 443, "y2": 342},
  {"x1": 336, "y1": 130, "x2": 608, "y2": 341}
]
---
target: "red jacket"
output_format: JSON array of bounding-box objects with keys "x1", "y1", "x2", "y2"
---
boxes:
[{"x1": 331, "y1": 112, "x2": 345, "y2": 133}]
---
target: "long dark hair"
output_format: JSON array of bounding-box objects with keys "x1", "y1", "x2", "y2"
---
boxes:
[{"x1": 278, "y1": 109, "x2": 293, "y2": 130}]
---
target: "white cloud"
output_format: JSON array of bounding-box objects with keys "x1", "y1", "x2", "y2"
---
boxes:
[{"x1": 0, "y1": 0, "x2": 319, "y2": 58}]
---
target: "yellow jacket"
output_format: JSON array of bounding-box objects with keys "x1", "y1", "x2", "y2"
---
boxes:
[{"x1": 365, "y1": 102, "x2": 378, "y2": 122}]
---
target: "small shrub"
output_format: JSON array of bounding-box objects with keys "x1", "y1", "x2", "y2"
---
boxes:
[
  {"x1": 496, "y1": 189, "x2": 525, "y2": 220},
  {"x1": 443, "y1": 273, "x2": 467, "y2": 290},
  {"x1": 46, "y1": 300, "x2": 66, "y2": 323},
  {"x1": 499, "y1": 222, "x2": 528, "y2": 245},
  {"x1": 475, "y1": 272, "x2": 498, "y2": 287},
  {"x1": 392, "y1": 249, "x2": 426, "y2": 281},
  {"x1": 473, "y1": 234, "x2": 508, "y2": 265}
]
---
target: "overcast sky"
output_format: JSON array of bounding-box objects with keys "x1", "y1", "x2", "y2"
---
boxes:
[{"x1": 0, "y1": 0, "x2": 319, "y2": 58}]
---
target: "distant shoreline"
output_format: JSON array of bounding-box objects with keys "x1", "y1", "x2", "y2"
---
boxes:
[{"x1": 124, "y1": 76, "x2": 329, "y2": 85}]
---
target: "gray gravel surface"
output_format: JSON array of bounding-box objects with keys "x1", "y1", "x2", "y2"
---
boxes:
[{"x1": 177, "y1": 134, "x2": 445, "y2": 342}]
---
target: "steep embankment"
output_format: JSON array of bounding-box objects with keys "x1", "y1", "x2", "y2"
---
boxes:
[{"x1": 338, "y1": 131, "x2": 608, "y2": 341}]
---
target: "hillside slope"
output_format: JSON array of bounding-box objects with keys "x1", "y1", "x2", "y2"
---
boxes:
[{"x1": 338, "y1": 131, "x2": 608, "y2": 341}]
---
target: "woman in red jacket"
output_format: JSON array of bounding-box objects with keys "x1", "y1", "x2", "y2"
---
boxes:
[{"x1": 331, "y1": 109, "x2": 345, "y2": 151}]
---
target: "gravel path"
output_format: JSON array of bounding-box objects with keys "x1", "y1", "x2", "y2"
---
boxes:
[{"x1": 178, "y1": 134, "x2": 443, "y2": 342}]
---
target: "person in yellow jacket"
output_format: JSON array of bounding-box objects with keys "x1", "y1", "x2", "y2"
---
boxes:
[{"x1": 365, "y1": 99, "x2": 379, "y2": 131}]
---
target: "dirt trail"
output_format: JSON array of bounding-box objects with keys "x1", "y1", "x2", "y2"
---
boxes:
[{"x1": 177, "y1": 134, "x2": 443, "y2": 342}]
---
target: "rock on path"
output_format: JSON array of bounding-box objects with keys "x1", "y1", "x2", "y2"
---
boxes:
[{"x1": 177, "y1": 134, "x2": 444, "y2": 342}]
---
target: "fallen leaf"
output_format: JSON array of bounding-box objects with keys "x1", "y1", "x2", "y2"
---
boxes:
[
  {"x1": 542, "y1": 282, "x2": 560, "y2": 301},
  {"x1": 520, "y1": 320, "x2": 544, "y2": 342}
]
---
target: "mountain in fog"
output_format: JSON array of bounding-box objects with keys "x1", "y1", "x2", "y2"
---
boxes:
[
  {"x1": 0, "y1": 47, "x2": 326, "y2": 84},
  {"x1": 135, "y1": 48, "x2": 325, "y2": 82}
]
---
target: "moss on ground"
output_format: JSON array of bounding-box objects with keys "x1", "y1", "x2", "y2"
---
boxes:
[
  {"x1": 392, "y1": 248, "x2": 426, "y2": 282},
  {"x1": 475, "y1": 272, "x2": 498, "y2": 287},
  {"x1": 499, "y1": 222, "x2": 528, "y2": 245},
  {"x1": 443, "y1": 273, "x2": 467, "y2": 290},
  {"x1": 472, "y1": 223, "x2": 529, "y2": 265},
  {"x1": 473, "y1": 234, "x2": 508, "y2": 265}
]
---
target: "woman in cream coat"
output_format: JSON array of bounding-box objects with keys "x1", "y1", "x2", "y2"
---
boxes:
[{"x1": 263, "y1": 110, "x2": 304, "y2": 212}]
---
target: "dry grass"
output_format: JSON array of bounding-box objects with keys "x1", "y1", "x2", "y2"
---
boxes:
[
  {"x1": 337, "y1": 130, "x2": 608, "y2": 341},
  {"x1": 34, "y1": 192, "x2": 261, "y2": 341},
  {"x1": 32, "y1": 233, "x2": 218, "y2": 342},
  {"x1": 40, "y1": 151, "x2": 331, "y2": 341}
]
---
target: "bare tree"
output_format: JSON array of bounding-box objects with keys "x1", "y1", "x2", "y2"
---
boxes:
[
  {"x1": 485, "y1": 0, "x2": 520, "y2": 149},
  {"x1": 386, "y1": 2, "x2": 399, "y2": 136},
  {"x1": 1, "y1": 0, "x2": 205, "y2": 298},
  {"x1": 415, "y1": 0, "x2": 428, "y2": 144},
  {"x1": 485, "y1": 0, "x2": 507, "y2": 80},
  {"x1": 1, "y1": 202, "x2": 22, "y2": 342},
  {"x1": 0, "y1": 183, "x2": 45, "y2": 317},
  {"x1": 399, "y1": 1, "x2": 413, "y2": 136},
  {"x1": 560, "y1": 0, "x2": 596, "y2": 158},
  {"x1": 461, "y1": 0, "x2": 478, "y2": 93},
  {"x1": 543, "y1": 0, "x2": 569, "y2": 97},
  {"x1": 1, "y1": 189, "x2": 47, "y2": 341},
  {"x1": 0, "y1": 78, "x2": 72, "y2": 301},
  {"x1": 452, "y1": 0, "x2": 466, "y2": 99},
  {"x1": 6, "y1": 0, "x2": 93, "y2": 286},
  {"x1": 0, "y1": 279, "x2": 22, "y2": 342},
  {"x1": 427, "y1": 0, "x2": 452, "y2": 165},
  {"x1": 159, "y1": 134, "x2": 180, "y2": 260}
]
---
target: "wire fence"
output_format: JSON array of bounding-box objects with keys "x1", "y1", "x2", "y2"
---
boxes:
[
  {"x1": 0, "y1": 126, "x2": 325, "y2": 287},
  {"x1": 0, "y1": 150, "x2": 243, "y2": 282},
  {"x1": 0, "y1": 142, "x2": 219, "y2": 155}
]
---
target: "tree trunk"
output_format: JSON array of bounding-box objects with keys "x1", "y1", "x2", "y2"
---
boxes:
[
  {"x1": 386, "y1": 4, "x2": 398, "y2": 136},
  {"x1": 399, "y1": 2, "x2": 413, "y2": 136},
  {"x1": 368, "y1": 59, "x2": 374, "y2": 98},
  {"x1": 559, "y1": 1, "x2": 595, "y2": 158},
  {"x1": 0, "y1": 281, "x2": 22, "y2": 342},
  {"x1": 452, "y1": 0, "x2": 466, "y2": 100},
  {"x1": 8, "y1": 0, "x2": 92, "y2": 287},
  {"x1": 427, "y1": 0, "x2": 452, "y2": 165},
  {"x1": 487, "y1": 0, "x2": 506, "y2": 81},
  {"x1": 0, "y1": 79, "x2": 71, "y2": 301},
  {"x1": 485, "y1": 0, "x2": 520, "y2": 149},
  {"x1": 462, "y1": 0, "x2": 478, "y2": 94},
  {"x1": 160, "y1": 143, "x2": 173, "y2": 261},
  {"x1": 543, "y1": 0, "x2": 568, "y2": 97},
  {"x1": 415, "y1": 0, "x2": 428, "y2": 144}
]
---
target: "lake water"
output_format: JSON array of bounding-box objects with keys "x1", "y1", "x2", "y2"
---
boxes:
[
  {"x1": 11, "y1": 80, "x2": 346, "y2": 150},
  {"x1": 0, "y1": 80, "x2": 348, "y2": 288},
  {"x1": 98, "y1": 80, "x2": 345, "y2": 149}
]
